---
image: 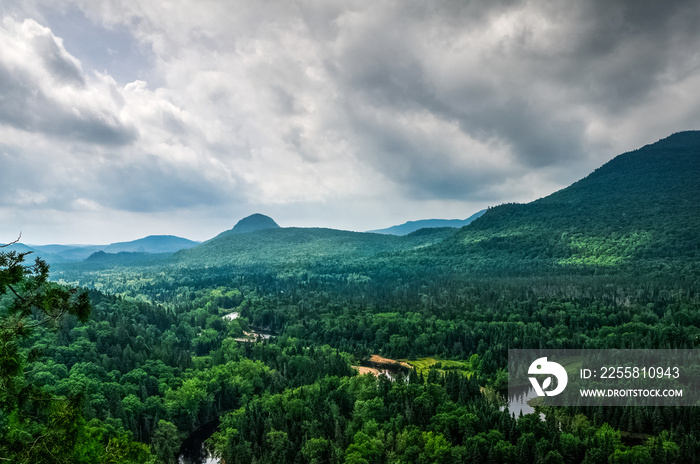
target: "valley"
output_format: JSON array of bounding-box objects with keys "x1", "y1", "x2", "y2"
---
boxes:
[{"x1": 2, "y1": 131, "x2": 700, "y2": 463}]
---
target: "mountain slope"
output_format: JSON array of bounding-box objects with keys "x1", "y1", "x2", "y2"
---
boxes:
[
  {"x1": 2, "y1": 243, "x2": 70, "y2": 264},
  {"x1": 174, "y1": 225, "x2": 454, "y2": 268},
  {"x1": 80, "y1": 251, "x2": 173, "y2": 268},
  {"x1": 435, "y1": 131, "x2": 700, "y2": 267},
  {"x1": 31, "y1": 244, "x2": 105, "y2": 262},
  {"x1": 369, "y1": 210, "x2": 486, "y2": 235},
  {"x1": 103, "y1": 235, "x2": 199, "y2": 253},
  {"x1": 17, "y1": 236, "x2": 198, "y2": 266},
  {"x1": 225, "y1": 214, "x2": 281, "y2": 235}
]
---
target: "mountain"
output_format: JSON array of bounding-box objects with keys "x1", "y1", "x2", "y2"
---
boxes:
[
  {"x1": 226, "y1": 214, "x2": 281, "y2": 235},
  {"x1": 31, "y1": 244, "x2": 105, "y2": 262},
  {"x1": 369, "y1": 210, "x2": 486, "y2": 235},
  {"x1": 172, "y1": 132, "x2": 700, "y2": 271},
  {"x1": 7, "y1": 235, "x2": 198, "y2": 266},
  {"x1": 3, "y1": 242, "x2": 40, "y2": 254},
  {"x1": 52, "y1": 132, "x2": 700, "y2": 274},
  {"x1": 29, "y1": 244, "x2": 88, "y2": 254},
  {"x1": 434, "y1": 131, "x2": 700, "y2": 267},
  {"x1": 2, "y1": 242, "x2": 52, "y2": 260},
  {"x1": 174, "y1": 224, "x2": 455, "y2": 268},
  {"x1": 80, "y1": 251, "x2": 173, "y2": 268},
  {"x1": 103, "y1": 235, "x2": 199, "y2": 253},
  {"x1": 1, "y1": 242, "x2": 70, "y2": 264}
]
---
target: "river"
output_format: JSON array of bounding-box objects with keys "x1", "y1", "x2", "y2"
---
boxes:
[
  {"x1": 505, "y1": 384, "x2": 538, "y2": 416},
  {"x1": 178, "y1": 419, "x2": 220, "y2": 464},
  {"x1": 503, "y1": 385, "x2": 548, "y2": 421}
]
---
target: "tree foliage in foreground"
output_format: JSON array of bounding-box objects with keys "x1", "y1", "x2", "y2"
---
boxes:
[{"x1": 0, "y1": 240, "x2": 154, "y2": 463}]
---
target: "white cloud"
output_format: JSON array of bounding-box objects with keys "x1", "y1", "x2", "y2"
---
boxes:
[{"x1": 0, "y1": 17, "x2": 137, "y2": 144}]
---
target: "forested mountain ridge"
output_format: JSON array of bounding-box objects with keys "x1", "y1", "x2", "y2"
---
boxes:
[
  {"x1": 103, "y1": 235, "x2": 199, "y2": 253},
  {"x1": 51, "y1": 132, "x2": 700, "y2": 277},
  {"x1": 6, "y1": 235, "x2": 198, "y2": 264},
  {"x1": 173, "y1": 132, "x2": 700, "y2": 272},
  {"x1": 368, "y1": 209, "x2": 486, "y2": 235},
  {"x1": 216, "y1": 213, "x2": 281, "y2": 237},
  {"x1": 173, "y1": 226, "x2": 455, "y2": 268},
  {"x1": 432, "y1": 131, "x2": 700, "y2": 267}
]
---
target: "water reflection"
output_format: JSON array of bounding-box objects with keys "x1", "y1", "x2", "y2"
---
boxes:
[
  {"x1": 507, "y1": 385, "x2": 537, "y2": 415},
  {"x1": 178, "y1": 419, "x2": 221, "y2": 464},
  {"x1": 178, "y1": 450, "x2": 218, "y2": 464},
  {"x1": 504, "y1": 385, "x2": 545, "y2": 420}
]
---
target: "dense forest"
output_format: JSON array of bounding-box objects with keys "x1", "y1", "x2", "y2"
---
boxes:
[{"x1": 2, "y1": 131, "x2": 700, "y2": 463}]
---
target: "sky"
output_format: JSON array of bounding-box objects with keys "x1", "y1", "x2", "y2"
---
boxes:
[{"x1": 1, "y1": 0, "x2": 700, "y2": 244}]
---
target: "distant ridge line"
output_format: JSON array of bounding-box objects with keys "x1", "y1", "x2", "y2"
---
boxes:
[{"x1": 368, "y1": 210, "x2": 486, "y2": 236}]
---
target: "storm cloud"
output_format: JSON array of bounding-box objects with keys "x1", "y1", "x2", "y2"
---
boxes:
[
  {"x1": 1, "y1": 0, "x2": 700, "y2": 243},
  {"x1": 0, "y1": 18, "x2": 137, "y2": 145}
]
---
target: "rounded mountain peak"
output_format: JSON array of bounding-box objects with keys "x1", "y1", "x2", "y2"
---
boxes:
[{"x1": 231, "y1": 214, "x2": 281, "y2": 234}]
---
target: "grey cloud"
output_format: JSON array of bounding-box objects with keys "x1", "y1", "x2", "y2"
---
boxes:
[
  {"x1": 0, "y1": 142, "x2": 81, "y2": 210},
  {"x1": 532, "y1": 0, "x2": 700, "y2": 112},
  {"x1": 0, "y1": 144, "x2": 37, "y2": 205},
  {"x1": 90, "y1": 154, "x2": 236, "y2": 212},
  {"x1": 4, "y1": 0, "x2": 700, "y2": 242},
  {"x1": 269, "y1": 85, "x2": 297, "y2": 115},
  {"x1": 317, "y1": 0, "x2": 700, "y2": 198},
  {"x1": 0, "y1": 19, "x2": 137, "y2": 146},
  {"x1": 348, "y1": 110, "x2": 503, "y2": 201},
  {"x1": 0, "y1": 140, "x2": 234, "y2": 214},
  {"x1": 64, "y1": 116, "x2": 138, "y2": 146},
  {"x1": 452, "y1": 97, "x2": 587, "y2": 169},
  {"x1": 29, "y1": 25, "x2": 85, "y2": 87},
  {"x1": 41, "y1": 4, "x2": 157, "y2": 85},
  {"x1": 0, "y1": 70, "x2": 137, "y2": 145},
  {"x1": 0, "y1": 65, "x2": 40, "y2": 129}
]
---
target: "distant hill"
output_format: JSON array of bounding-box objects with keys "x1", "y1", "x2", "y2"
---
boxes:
[
  {"x1": 432, "y1": 131, "x2": 700, "y2": 267},
  {"x1": 6, "y1": 235, "x2": 198, "y2": 265},
  {"x1": 31, "y1": 244, "x2": 104, "y2": 262},
  {"x1": 369, "y1": 210, "x2": 486, "y2": 235},
  {"x1": 103, "y1": 235, "x2": 199, "y2": 253},
  {"x1": 225, "y1": 214, "x2": 281, "y2": 235},
  {"x1": 81, "y1": 251, "x2": 173, "y2": 268},
  {"x1": 174, "y1": 224, "x2": 454, "y2": 269},
  {"x1": 29, "y1": 244, "x2": 86, "y2": 254},
  {"x1": 1, "y1": 243, "x2": 56, "y2": 264},
  {"x1": 2, "y1": 243, "x2": 68, "y2": 264},
  {"x1": 3, "y1": 242, "x2": 40, "y2": 254},
  {"x1": 3, "y1": 243, "x2": 100, "y2": 265}
]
